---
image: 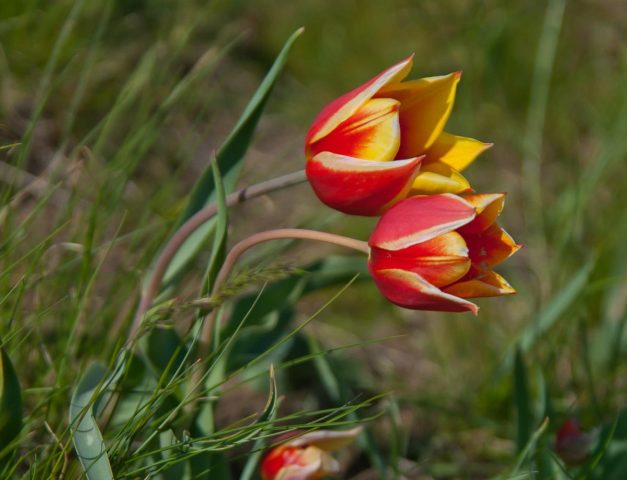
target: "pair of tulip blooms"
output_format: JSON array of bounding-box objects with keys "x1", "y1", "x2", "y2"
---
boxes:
[
  {"x1": 306, "y1": 55, "x2": 520, "y2": 316},
  {"x1": 261, "y1": 56, "x2": 520, "y2": 479}
]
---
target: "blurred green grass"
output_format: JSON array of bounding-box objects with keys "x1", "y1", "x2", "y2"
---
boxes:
[{"x1": 1, "y1": 0, "x2": 626, "y2": 478}]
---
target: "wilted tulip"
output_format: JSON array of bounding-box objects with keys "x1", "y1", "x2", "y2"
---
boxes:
[
  {"x1": 305, "y1": 56, "x2": 491, "y2": 215},
  {"x1": 368, "y1": 193, "x2": 520, "y2": 313},
  {"x1": 555, "y1": 419, "x2": 592, "y2": 465},
  {"x1": 260, "y1": 427, "x2": 361, "y2": 480}
]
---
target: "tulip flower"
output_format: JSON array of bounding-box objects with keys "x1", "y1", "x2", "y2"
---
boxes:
[
  {"x1": 555, "y1": 419, "x2": 593, "y2": 465},
  {"x1": 305, "y1": 55, "x2": 491, "y2": 215},
  {"x1": 260, "y1": 427, "x2": 361, "y2": 480},
  {"x1": 368, "y1": 193, "x2": 520, "y2": 313}
]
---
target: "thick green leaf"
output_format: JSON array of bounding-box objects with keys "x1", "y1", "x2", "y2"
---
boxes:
[
  {"x1": 157, "y1": 429, "x2": 190, "y2": 480},
  {"x1": 203, "y1": 156, "x2": 229, "y2": 296},
  {"x1": 143, "y1": 326, "x2": 192, "y2": 424},
  {"x1": 188, "y1": 446, "x2": 232, "y2": 480},
  {"x1": 107, "y1": 353, "x2": 157, "y2": 428},
  {"x1": 145, "y1": 327, "x2": 188, "y2": 383},
  {"x1": 0, "y1": 345, "x2": 22, "y2": 453},
  {"x1": 163, "y1": 27, "x2": 304, "y2": 286},
  {"x1": 69, "y1": 363, "x2": 114, "y2": 480}
]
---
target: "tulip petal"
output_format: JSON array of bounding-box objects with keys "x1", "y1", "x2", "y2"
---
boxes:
[
  {"x1": 410, "y1": 161, "x2": 472, "y2": 195},
  {"x1": 275, "y1": 450, "x2": 323, "y2": 480},
  {"x1": 370, "y1": 232, "x2": 471, "y2": 287},
  {"x1": 270, "y1": 447, "x2": 340, "y2": 480},
  {"x1": 262, "y1": 447, "x2": 309, "y2": 480},
  {"x1": 458, "y1": 193, "x2": 505, "y2": 234},
  {"x1": 368, "y1": 194, "x2": 476, "y2": 250},
  {"x1": 444, "y1": 270, "x2": 515, "y2": 298},
  {"x1": 285, "y1": 427, "x2": 362, "y2": 450},
  {"x1": 370, "y1": 268, "x2": 478, "y2": 314},
  {"x1": 377, "y1": 72, "x2": 461, "y2": 158},
  {"x1": 306, "y1": 152, "x2": 422, "y2": 216},
  {"x1": 425, "y1": 132, "x2": 492, "y2": 171},
  {"x1": 308, "y1": 98, "x2": 401, "y2": 161},
  {"x1": 464, "y1": 223, "x2": 521, "y2": 269},
  {"x1": 306, "y1": 56, "x2": 414, "y2": 145}
]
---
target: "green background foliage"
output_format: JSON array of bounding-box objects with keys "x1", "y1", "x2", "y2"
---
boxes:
[{"x1": 0, "y1": 0, "x2": 625, "y2": 478}]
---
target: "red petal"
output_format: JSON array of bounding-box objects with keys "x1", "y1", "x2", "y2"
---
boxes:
[
  {"x1": 463, "y1": 223, "x2": 521, "y2": 269},
  {"x1": 306, "y1": 56, "x2": 413, "y2": 146},
  {"x1": 306, "y1": 152, "x2": 422, "y2": 216},
  {"x1": 368, "y1": 194, "x2": 476, "y2": 250},
  {"x1": 369, "y1": 268, "x2": 478, "y2": 314},
  {"x1": 261, "y1": 446, "x2": 304, "y2": 480},
  {"x1": 369, "y1": 232, "x2": 470, "y2": 287}
]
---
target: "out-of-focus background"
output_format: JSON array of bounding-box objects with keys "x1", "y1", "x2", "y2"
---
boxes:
[{"x1": 1, "y1": 0, "x2": 626, "y2": 478}]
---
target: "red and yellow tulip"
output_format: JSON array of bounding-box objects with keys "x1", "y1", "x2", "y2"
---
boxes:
[
  {"x1": 368, "y1": 193, "x2": 520, "y2": 313},
  {"x1": 260, "y1": 428, "x2": 361, "y2": 480},
  {"x1": 305, "y1": 56, "x2": 491, "y2": 215}
]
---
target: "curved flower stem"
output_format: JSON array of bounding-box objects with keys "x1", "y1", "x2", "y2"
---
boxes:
[
  {"x1": 127, "y1": 169, "x2": 307, "y2": 346},
  {"x1": 197, "y1": 228, "x2": 370, "y2": 359}
]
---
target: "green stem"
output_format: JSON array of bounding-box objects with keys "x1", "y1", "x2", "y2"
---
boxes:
[
  {"x1": 127, "y1": 170, "x2": 307, "y2": 345},
  {"x1": 197, "y1": 228, "x2": 369, "y2": 359}
]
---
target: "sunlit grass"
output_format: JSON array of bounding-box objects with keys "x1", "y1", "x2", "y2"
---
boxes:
[{"x1": 1, "y1": 0, "x2": 626, "y2": 478}]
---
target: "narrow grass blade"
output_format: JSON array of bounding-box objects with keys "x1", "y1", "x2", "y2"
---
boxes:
[
  {"x1": 189, "y1": 450, "x2": 232, "y2": 480},
  {"x1": 521, "y1": 258, "x2": 594, "y2": 351},
  {"x1": 69, "y1": 363, "x2": 114, "y2": 480},
  {"x1": 12, "y1": 0, "x2": 87, "y2": 172},
  {"x1": 203, "y1": 156, "x2": 229, "y2": 296},
  {"x1": 500, "y1": 258, "x2": 595, "y2": 374},
  {"x1": 225, "y1": 255, "x2": 367, "y2": 372},
  {"x1": 145, "y1": 327, "x2": 187, "y2": 383},
  {"x1": 0, "y1": 344, "x2": 22, "y2": 454},
  {"x1": 307, "y1": 335, "x2": 386, "y2": 475},
  {"x1": 510, "y1": 417, "x2": 550, "y2": 476},
  {"x1": 521, "y1": 0, "x2": 566, "y2": 226},
  {"x1": 239, "y1": 366, "x2": 279, "y2": 480},
  {"x1": 61, "y1": 0, "x2": 112, "y2": 140},
  {"x1": 586, "y1": 410, "x2": 626, "y2": 480},
  {"x1": 514, "y1": 348, "x2": 532, "y2": 453}
]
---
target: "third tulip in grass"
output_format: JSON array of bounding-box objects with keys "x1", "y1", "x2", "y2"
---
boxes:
[
  {"x1": 368, "y1": 193, "x2": 520, "y2": 313},
  {"x1": 260, "y1": 428, "x2": 361, "y2": 480},
  {"x1": 305, "y1": 55, "x2": 492, "y2": 215}
]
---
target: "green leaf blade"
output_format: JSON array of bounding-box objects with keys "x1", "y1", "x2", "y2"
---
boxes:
[
  {"x1": 0, "y1": 346, "x2": 23, "y2": 454},
  {"x1": 69, "y1": 363, "x2": 114, "y2": 480},
  {"x1": 162, "y1": 27, "x2": 304, "y2": 286}
]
